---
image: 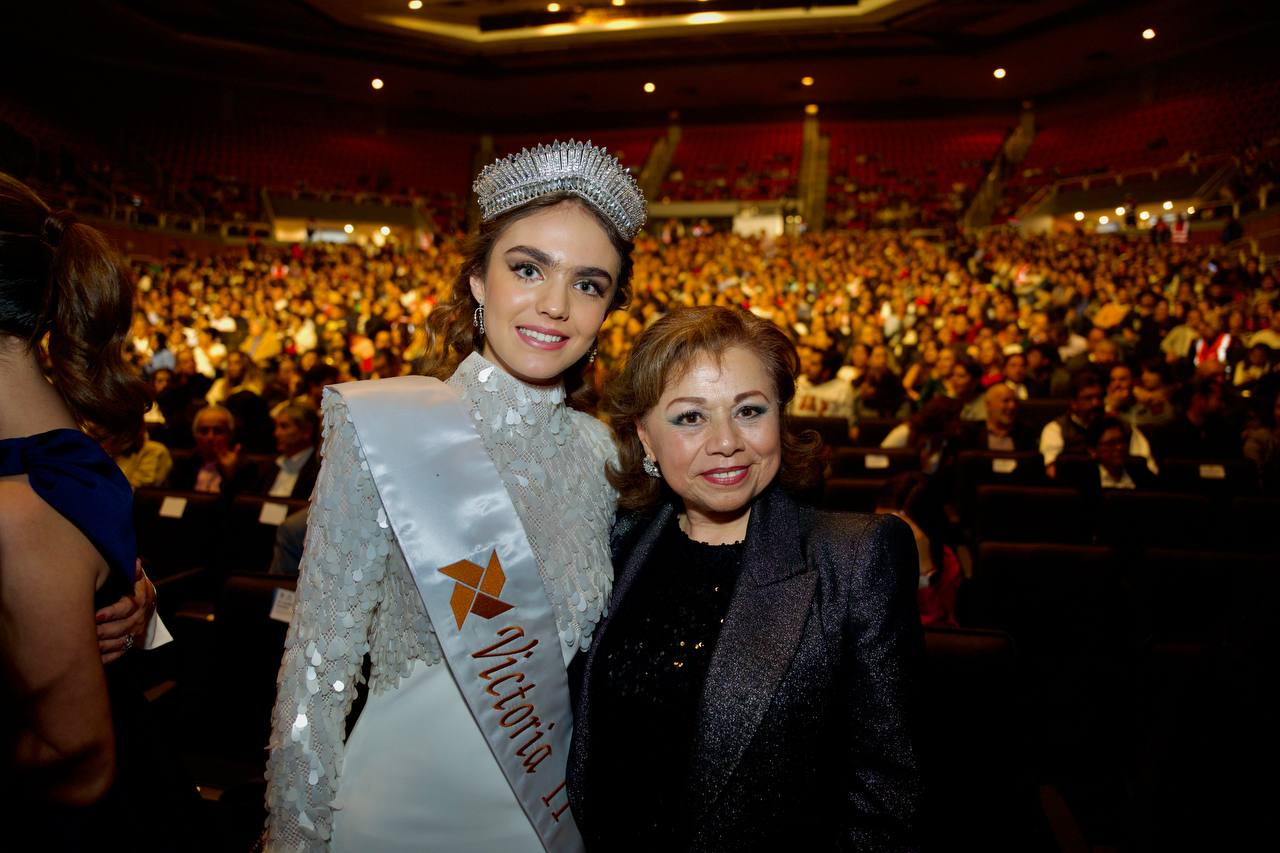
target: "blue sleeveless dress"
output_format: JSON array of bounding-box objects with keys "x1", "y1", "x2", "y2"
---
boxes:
[
  {"x1": 0, "y1": 428, "x2": 137, "y2": 605},
  {"x1": 1, "y1": 429, "x2": 204, "y2": 850}
]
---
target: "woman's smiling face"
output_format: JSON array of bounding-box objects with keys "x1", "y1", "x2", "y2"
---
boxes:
[
  {"x1": 637, "y1": 346, "x2": 782, "y2": 538},
  {"x1": 470, "y1": 200, "x2": 621, "y2": 385}
]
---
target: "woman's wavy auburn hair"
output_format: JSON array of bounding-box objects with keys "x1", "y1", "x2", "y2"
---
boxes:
[
  {"x1": 0, "y1": 172, "x2": 150, "y2": 452},
  {"x1": 605, "y1": 306, "x2": 823, "y2": 511},
  {"x1": 419, "y1": 192, "x2": 634, "y2": 410}
]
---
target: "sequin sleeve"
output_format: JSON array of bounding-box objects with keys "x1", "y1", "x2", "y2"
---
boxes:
[{"x1": 263, "y1": 392, "x2": 437, "y2": 851}]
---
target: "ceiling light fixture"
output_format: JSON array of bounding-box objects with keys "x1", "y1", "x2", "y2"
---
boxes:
[
  {"x1": 643, "y1": 82, "x2": 656, "y2": 93},
  {"x1": 805, "y1": 104, "x2": 819, "y2": 115},
  {"x1": 1074, "y1": 211, "x2": 1085, "y2": 221},
  {"x1": 408, "y1": 0, "x2": 423, "y2": 10},
  {"x1": 1163, "y1": 200, "x2": 1173, "y2": 210},
  {"x1": 1187, "y1": 206, "x2": 1196, "y2": 214},
  {"x1": 380, "y1": 226, "x2": 391, "y2": 236},
  {"x1": 801, "y1": 76, "x2": 815, "y2": 87},
  {"x1": 1142, "y1": 28, "x2": 1156, "y2": 40},
  {"x1": 547, "y1": 3, "x2": 561, "y2": 12},
  {"x1": 1116, "y1": 206, "x2": 1126, "y2": 216},
  {"x1": 993, "y1": 67, "x2": 1007, "y2": 79},
  {"x1": 612, "y1": 0, "x2": 626, "y2": 5},
  {"x1": 371, "y1": 78, "x2": 384, "y2": 90},
  {"x1": 1099, "y1": 215, "x2": 1109, "y2": 225},
  {"x1": 1139, "y1": 211, "x2": 1150, "y2": 221},
  {"x1": 344, "y1": 224, "x2": 355, "y2": 234}
]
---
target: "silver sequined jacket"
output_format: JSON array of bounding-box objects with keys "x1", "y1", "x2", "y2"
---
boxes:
[{"x1": 264, "y1": 353, "x2": 617, "y2": 851}]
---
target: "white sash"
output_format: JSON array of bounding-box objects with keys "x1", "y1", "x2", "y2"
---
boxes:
[{"x1": 335, "y1": 376, "x2": 584, "y2": 853}]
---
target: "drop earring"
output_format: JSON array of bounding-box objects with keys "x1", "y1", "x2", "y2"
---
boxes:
[
  {"x1": 642, "y1": 456, "x2": 660, "y2": 479},
  {"x1": 472, "y1": 304, "x2": 485, "y2": 336}
]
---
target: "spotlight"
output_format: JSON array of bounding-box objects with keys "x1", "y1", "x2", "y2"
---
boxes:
[
  {"x1": 371, "y1": 78, "x2": 384, "y2": 90},
  {"x1": 1099, "y1": 215, "x2": 1109, "y2": 225},
  {"x1": 993, "y1": 68, "x2": 1007, "y2": 79},
  {"x1": 643, "y1": 82, "x2": 656, "y2": 93},
  {"x1": 805, "y1": 104, "x2": 819, "y2": 116},
  {"x1": 1163, "y1": 200, "x2": 1173, "y2": 210},
  {"x1": 1187, "y1": 206, "x2": 1196, "y2": 214},
  {"x1": 380, "y1": 226, "x2": 391, "y2": 236},
  {"x1": 547, "y1": 3, "x2": 560, "y2": 11},
  {"x1": 1142, "y1": 28, "x2": 1156, "y2": 40},
  {"x1": 1116, "y1": 206, "x2": 1126, "y2": 216},
  {"x1": 1139, "y1": 211, "x2": 1150, "y2": 221},
  {"x1": 1074, "y1": 211, "x2": 1085, "y2": 221},
  {"x1": 408, "y1": 0, "x2": 423, "y2": 9},
  {"x1": 344, "y1": 224, "x2": 355, "y2": 234},
  {"x1": 801, "y1": 76, "x2": 815, "y2": 87}
]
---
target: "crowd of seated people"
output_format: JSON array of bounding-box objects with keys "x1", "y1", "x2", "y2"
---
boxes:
[{"x1": 117, "y1": 225, "x2": 1279, "y2": 527}]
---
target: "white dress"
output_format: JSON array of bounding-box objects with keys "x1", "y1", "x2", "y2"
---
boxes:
[{"x1": 265, "y1": 353, "x2": 617, "y2": 852}]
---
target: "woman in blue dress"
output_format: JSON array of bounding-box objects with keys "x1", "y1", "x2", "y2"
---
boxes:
[{"x1": 0, "y1": 173, "x2": 188, "y2": 848}]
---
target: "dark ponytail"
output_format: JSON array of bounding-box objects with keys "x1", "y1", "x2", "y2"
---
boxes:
[{"x1": 1, "y1": 173, "x2": 150, "y2": 450}]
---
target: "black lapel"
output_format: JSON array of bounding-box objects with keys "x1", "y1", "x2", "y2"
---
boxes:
[
  {"x1": 569, "y1": 502, "x2": 675, "y2": 815},
  {"x1": 687, "y1": 487, "x2": 818, "y2": 824}
]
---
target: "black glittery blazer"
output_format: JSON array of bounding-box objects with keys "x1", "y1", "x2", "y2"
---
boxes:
[{"x1": 568, "y1": 485, "x2": 924, "y2": 852}]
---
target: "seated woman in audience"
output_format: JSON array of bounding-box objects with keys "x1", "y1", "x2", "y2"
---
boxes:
[
  {"x1": 915, "y1": 343, "x2": 956, "y2": 403},
  {"x1": 1242, "y1": 385, "x2": 1280, "y2": 493},
  {"x1": 570, "y1": 306, "x2": 922, "y2": 850},
  {"x1": 112, "y1": 425, "x2": 174, "y2": 489},
  {"x1": 875, "y1": 472, "x2": 962, "y2": 627},
  {"x1": 882, "y1": 395, "x2": 964, "y2": 474},
  {"x1": 0, "y1": 173, "x2": 192, "y2": 848},
  {"x1": 901, "y1": 338, "x2": 938, "y2": 402}
]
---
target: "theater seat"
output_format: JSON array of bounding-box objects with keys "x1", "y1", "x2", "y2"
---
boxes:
[
  {"x1": 920, "y1": 627, "x2": 1052, "y2": 851},
  {"x1": 1157, "y1": 458, "x2": 1258, "y2": 496},
  {"x1": 830, "y1": 446, "x2": 920, "y2": 478},
  {"x1": 790, "y1": 416, "x2": 852, "y2": 448},
  {"x1": 822, "y1": 477, "x2": 882, "y2": 513},
  {"x1": 974, "y1": 485, "x2": 1087, "y2": 545},
  {"x1": 970, "y1": 543, "x2": 1134, "y2": 796},
  {"x1": 133, "y1": 488, "x2": 225, "y2": 578},
  {"x1": 1096, "y1": 491, "x2": 1213, "y2": 551},
  {"x1": 1229, "y1": 496, "x2": 1280, "y2": 552},
  {"x1": 223, "y1": 495, "x2": 310, "y2": 572},
  {"x1": 853, "y1": 417, "x2": 899, "y2": 447},
  {"x1": 202, "y1": 573, "x2": 298, "y2": 762}
]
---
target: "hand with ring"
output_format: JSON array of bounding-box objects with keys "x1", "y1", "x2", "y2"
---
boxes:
[{"x1": 96, "y1": 560, "x2": 155, "y2": 663}]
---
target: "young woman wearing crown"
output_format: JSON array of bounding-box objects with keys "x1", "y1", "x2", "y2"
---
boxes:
[{"x1": 265, "y1": 142, "x2": 646, "y2": 852}]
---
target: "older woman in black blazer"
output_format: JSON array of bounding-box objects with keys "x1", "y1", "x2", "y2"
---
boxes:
[{"x1": 569, "y1": 306, "x2": 923, "y2": 851}]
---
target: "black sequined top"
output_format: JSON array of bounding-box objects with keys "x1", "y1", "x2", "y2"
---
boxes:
[{"x1": 592, "y1": 519, "x2": 744, "y2": 847}]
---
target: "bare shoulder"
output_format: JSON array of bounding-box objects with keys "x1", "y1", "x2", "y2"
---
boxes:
[{"x1": 0, "y1": 477, "x2": 103, "y2": 575}]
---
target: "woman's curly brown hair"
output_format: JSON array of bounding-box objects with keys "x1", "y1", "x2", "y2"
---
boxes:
[{"x1": 604, "y1": 306, "x2": 823, "y2": 511}]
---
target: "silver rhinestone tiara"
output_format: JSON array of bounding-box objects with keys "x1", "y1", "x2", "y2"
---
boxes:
[{"x1": 473, "y1": 139, "x2": 647, "y2": 240}]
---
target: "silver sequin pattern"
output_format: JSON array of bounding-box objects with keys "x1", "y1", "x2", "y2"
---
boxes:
[{"x1": 264, "y1": 355, "x2": 616, "y2": 850}]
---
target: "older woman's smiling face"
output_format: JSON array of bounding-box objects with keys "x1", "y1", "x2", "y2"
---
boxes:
[{"x1": 637, "y1": 346, "x2": 782, "y2": 543}]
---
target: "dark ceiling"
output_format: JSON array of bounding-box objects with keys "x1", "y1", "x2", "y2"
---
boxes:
[{"x1": 7, "y1": 0, "x2": 1278, "y2": 128}]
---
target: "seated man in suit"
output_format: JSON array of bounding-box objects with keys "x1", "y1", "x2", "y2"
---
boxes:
[
  {"x1": 255, "y1": 404, "x2": 320, "y2": 499},
  {"x1": 168, "y1": 404, "x2": 259, "y2": 494},
  {"x1": 960, "y1": 382, "x2": 1036, "y2": 452}
]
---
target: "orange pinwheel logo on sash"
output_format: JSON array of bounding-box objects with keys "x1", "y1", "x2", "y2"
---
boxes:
[{"x1": 439, "y1": 550, "x2": 515, "y2": 629}]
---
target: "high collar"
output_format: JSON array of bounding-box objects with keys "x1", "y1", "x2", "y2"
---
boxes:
[{"x1": 448, "y1": 351, "x2": 571, "y2": 446}]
